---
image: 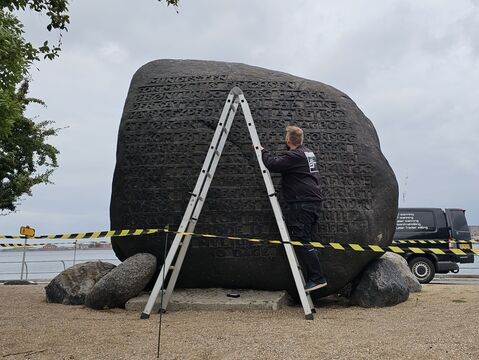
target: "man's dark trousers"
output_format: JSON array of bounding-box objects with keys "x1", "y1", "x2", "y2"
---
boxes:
[{"x1": 285, "y1": 201, "x2": 325, "y2": 283}]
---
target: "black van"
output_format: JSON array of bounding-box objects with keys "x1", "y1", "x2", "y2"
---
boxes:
[{"x1": 393, "y1": 208, "x2": 474, "y2": 283}]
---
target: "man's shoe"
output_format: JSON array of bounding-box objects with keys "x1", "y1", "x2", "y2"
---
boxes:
[{"x1": 304, "y1": 280, "x2": 327, "y2": 292}]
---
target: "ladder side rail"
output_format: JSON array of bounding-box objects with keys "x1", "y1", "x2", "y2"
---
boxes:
[
  {"x1": 160, "y1": 97, "x2": 240, "y2": 310},
  {"x1": 158, "y1": 91, "x2": 236, "y2": 244},
  {"x1": 267, "y1": 194, "x2": 315, "y2": 313},
  {"x1": 141, "y1": 93, "x2": 237, "y2": 318},
  {"x1": 185, "y1": 92, "x2": 237, "y2": 209},
  {"x1": 238, "y1": 93, "x2": 315, "y2": 319}
]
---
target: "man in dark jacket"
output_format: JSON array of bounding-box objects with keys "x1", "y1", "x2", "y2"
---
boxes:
[{"x1": 261, "y1": 126, "x2": 327, "y2": 292}]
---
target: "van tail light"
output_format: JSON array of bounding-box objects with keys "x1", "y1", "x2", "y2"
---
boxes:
[{"x1": 448, "y1": 238, "x2": 454, "y2": 249}]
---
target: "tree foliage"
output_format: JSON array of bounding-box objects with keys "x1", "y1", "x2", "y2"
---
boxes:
[
  {"x1": 160, "y1": 0, "x2": 180, "y2": 7},
  {"x1": 0, "y1": 0, "x2": 70, "y2": 60},
  {"x1": 0, "y1": 4, "x2": 61, "y2": 212},
  {"x1": 0, "y1": 81, "x2": 58, "y2": 212},
  {"x1": 0, "y1": 0, "x2": 180, "y2": 212}
]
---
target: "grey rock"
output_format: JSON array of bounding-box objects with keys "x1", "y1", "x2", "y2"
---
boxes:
[
  {"x1": 110, "y1": 59, "x2": 398, "y2": 297},
  {"x1": 350, "y1": 253, "x2": 410, "y2": 307},
  {"x1": 381, "y1": 252, "x2": 422, "y2": 293},
  {"x1": 85, "y1": 253, "x2": 156, "y2": 310},
  {"x1": 4, "y1": 280, "x2": 37, "y2": 285},
  {"x1": 45, "y1": 261, "x2": 116, "y2": 305}
]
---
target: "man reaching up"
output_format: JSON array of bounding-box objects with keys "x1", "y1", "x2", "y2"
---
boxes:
[{"x1": 261, "y1": 126, "x2": 327, "y2": 292}]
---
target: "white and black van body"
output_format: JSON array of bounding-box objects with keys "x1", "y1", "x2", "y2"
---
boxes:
[{"x1": 393, "y1": 208, "x2": 474, "y2": 283}]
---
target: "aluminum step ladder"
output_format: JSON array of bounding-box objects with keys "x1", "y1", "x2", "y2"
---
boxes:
[{"x1": 140, "y1": 87, "x2": 316, "y2": 320}]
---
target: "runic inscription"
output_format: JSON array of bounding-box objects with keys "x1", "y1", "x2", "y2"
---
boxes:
[{"x1": 116, "y1": 75, "x2": 372, "y2": 258}]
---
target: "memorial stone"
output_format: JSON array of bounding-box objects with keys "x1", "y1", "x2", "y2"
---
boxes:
[{"x1": 110, "y1": 59, "x2": 398, "y2": 297}]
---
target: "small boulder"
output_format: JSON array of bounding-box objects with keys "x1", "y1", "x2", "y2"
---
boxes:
[
  {"x1": 5, "y1": 280, "x2": 37, "y2": 285},
  {"x1": 350, "y1": 253, "x2": 410, "y2": 307},
  {"x1": 45, "y1": 261, "x2": 116, "y2": 305},
  {"x1": 381, "y1": 252, "x2": 422, "y2": 293},
  {"x1": 85, "y1": 253, "x2": 156, "y2": 310}
]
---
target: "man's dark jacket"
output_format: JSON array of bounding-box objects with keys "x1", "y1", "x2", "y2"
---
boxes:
[{"x1": 261, "y1": 145, "x2": 323, "y2": 203}]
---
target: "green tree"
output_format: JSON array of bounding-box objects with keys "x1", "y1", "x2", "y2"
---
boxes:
[
  {"x1": 0, "y1": 1, "x2": 72, "y2": 212},
  {"x1": 0, "y1": 0, "x2": 179, "y2": 212},
  {"x1": 0, "y1": 8, "x2": 59, "y2": 212},
  {"x1": 0, "y1": 81, "x2": 59, "y2": 212},
  {"x1": 1, "y1": 0, "x2": 70, "y2": 61}
]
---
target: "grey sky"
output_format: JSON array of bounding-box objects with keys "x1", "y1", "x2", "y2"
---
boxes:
[{"x1": 1, "y1": 0, "x2": 478, "y2": 235}]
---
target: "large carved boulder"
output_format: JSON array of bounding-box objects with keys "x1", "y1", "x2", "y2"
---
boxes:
[
  {"x1": 110, "y1": 59, "x2": 398, "y2": 297},
  {"x1": 45, "y1": 261, "x2": 116, "y2": 305}
]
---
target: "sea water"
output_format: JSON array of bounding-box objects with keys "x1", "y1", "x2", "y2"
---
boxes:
[
  {"x1": 0, "y1": 246, "x2": 477, "y2": 281},
  {"x1": 0, "y1": 249, "x2": 120, "y2": 281}
]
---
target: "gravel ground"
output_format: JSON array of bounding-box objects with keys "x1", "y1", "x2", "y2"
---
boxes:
[{"x1": 0, "y1": 284, "x2": 478, "y2": 359}]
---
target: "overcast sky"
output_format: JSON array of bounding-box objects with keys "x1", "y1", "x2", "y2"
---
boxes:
[{"x1": 1, "y1": 0, "x2": 478, "y2": 235}]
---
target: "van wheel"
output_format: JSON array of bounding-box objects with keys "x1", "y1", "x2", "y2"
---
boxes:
[{"x1": 409, "y1": 257, "x2": 435, "y2": 284}]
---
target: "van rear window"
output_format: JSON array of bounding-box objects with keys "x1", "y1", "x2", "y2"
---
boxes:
[
  {"x1": 448, "y1": 210, "x2": 469, "y2": 232},
  {"x1": 396, "y1": 211, "x2": 435, "y2": 232}
]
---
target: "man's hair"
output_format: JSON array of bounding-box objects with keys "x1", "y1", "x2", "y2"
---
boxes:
[{"x1": 286, "y1": 126, "x2": 304, "y2": 146}]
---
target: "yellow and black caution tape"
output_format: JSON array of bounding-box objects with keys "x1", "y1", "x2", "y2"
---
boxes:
[
  {"x1": 1, "y1": 227, "x2": 478, "y2": 256},
  {"x1": 0, "y1": 241, "x2": 106, "y2": 248},
  {"x1": 393, "y1": 239, "x2": 478, "y2": 244},
  {"x1": 1, "y1": 243, "x2": 33, "y2": 248},
  {"x1": 0, "y1": 229, "x2": 160, "y2": 240},
  {"x1": 0, "y1": 242, "x2": 66, "y2": 248}
]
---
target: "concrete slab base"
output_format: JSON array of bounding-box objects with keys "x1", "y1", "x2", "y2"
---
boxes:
[{"x1": 125, "y1": 288, "x2": 289, "y2": 312}]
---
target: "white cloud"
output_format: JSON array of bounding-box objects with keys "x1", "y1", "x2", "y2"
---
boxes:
[
  {"x1": 2, "y1": 0, "x2": 479, "y2": 235},
  {"x1": 98, "y1": 42, "x2": 130, "y2": 64}
]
